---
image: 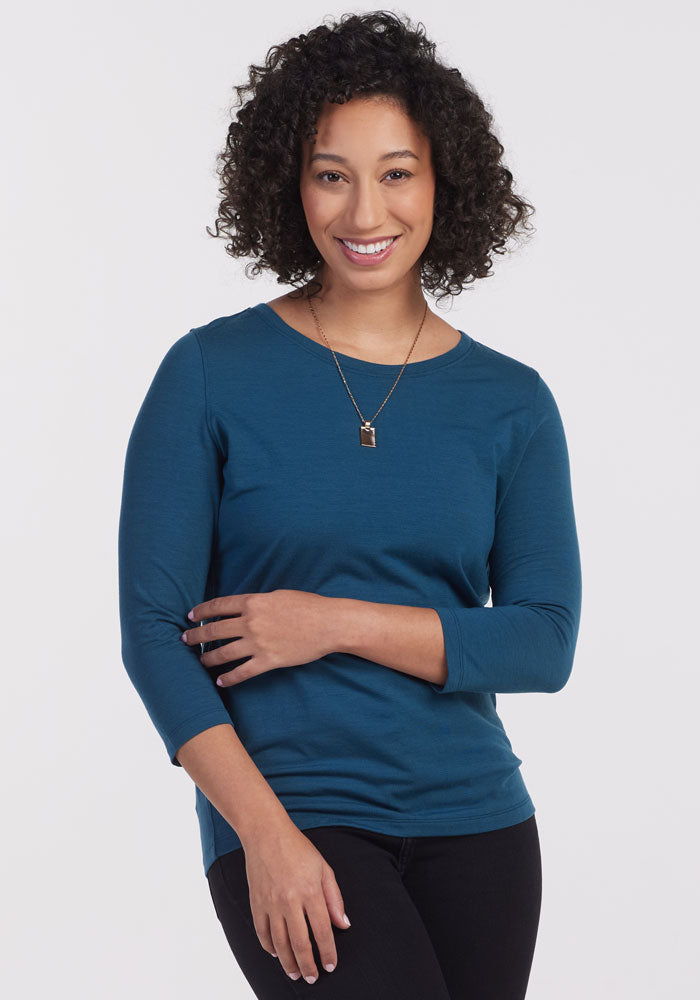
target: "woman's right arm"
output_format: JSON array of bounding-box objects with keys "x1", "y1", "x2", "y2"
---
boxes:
[
  {"x1": 174, "y1": 723, "x2": 292, "y2": 847},
  {"x1": 176, "y1": 724, "x2": 350, "y2": 982},
  {"x1": 118, "y1": 330, "x2": 348, "y2": 983}
]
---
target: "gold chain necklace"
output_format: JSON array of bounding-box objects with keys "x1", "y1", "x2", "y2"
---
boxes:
[{"x1": 306, "y1": 292, "x2": 428, "y2": 447}]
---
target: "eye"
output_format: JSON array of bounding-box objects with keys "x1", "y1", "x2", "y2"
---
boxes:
[
  {"x1": 315, "y1": 169, "x2": 413, "y2": 184},
  {"x1": 316, "y1": 170, "x2": 343, "y2": 184}
]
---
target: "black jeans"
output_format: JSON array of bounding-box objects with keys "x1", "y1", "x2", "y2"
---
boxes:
[{"x1": 206, "y1": 814, "x2": 542, "y2": 999}]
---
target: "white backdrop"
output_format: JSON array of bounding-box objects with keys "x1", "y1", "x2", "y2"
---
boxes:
[{"x1": 2, "y1": 2, "x2": 698, "y2": 997}]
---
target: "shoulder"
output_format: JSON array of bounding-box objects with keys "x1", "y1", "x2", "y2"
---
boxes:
[
  {"x1": 188, "y1": 305, "x2": 259, "y2": 352},
  {"x1": 467, "y1": 337, "x2": 568, "y2": 434},
  {"x1": 468, "y1": 337, "x2": 540, "y2": 407},
  {"x1": 175, "y1": 303, "x2": 282, "y2": 373}
]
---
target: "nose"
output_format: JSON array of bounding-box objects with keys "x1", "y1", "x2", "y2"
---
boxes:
[{"x1": 342, "y1": 178, "x2": 388, "y2": 234}]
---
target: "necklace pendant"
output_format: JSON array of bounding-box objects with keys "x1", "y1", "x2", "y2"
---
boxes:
[{"x1": 360, "y1": 421, "x2": 376, "y2": 447}]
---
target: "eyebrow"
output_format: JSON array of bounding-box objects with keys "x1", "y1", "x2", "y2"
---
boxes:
[{"x1": 308, "y1": 149, "x2": 420, "y2": 165}]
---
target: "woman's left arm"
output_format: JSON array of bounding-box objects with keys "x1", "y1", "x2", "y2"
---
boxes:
[{"x1": 331, "y1": 373, "x2": 583, "y2": 695}]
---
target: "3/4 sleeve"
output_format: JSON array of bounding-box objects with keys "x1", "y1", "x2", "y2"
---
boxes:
[
  {"x1": 118, "y1": 330, "x2": 234, "y2": 765},
  {"x1": 429, "y1": 372, "x2": 582, "y2": 695}
]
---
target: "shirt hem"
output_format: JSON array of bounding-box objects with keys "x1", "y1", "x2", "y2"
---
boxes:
[{"x1": 203, "y1": 794, "x2": 535, "y2": 877}]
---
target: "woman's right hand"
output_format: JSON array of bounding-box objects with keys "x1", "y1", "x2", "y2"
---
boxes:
[{"x1": 242, "y1": 821, "x2": 352, "y2": 984}]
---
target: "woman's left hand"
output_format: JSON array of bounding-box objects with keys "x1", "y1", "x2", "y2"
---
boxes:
[{"x1": 180, "y1": 589, "x2": 339, "y2": 687}]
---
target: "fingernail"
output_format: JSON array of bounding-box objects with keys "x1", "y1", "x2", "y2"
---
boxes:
[
  {"x1": 216, "y1": 677, "x2": 224, "y2": 686},
  {"x1": 304, "y1": 975, "x2": 318, "y2": 984},
  {"x1": 288, "y1": 972, "x2": 301, "y2": 981},
  {"x1": 271, "y1": 951, "x2": 277, "y2": 958},
  {"x1": 343, "y1": 913, "x2": 351, "y2": 927},
  {"x1": 324, "y1": 963, "x2": 336, "y2": 972},
  {"x1": 180, "y1": 631, "x2": 187, "y2": 642},
  {"x1": 188, "y1": 610, "x2": 195, "y2": 621}
]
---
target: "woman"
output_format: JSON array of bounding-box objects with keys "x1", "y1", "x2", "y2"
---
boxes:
[{"x1": 118, "y1": 11, "x2": 582, "y2": 999}]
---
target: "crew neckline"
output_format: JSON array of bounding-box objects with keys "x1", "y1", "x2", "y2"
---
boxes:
[{"x1": 252, "y1": 301, "x2": 474, "y2": 378}]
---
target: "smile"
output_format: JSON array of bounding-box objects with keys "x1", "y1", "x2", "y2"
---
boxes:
[{"x1": 334, "y1": 235, "x2": 401, "y2": 265}]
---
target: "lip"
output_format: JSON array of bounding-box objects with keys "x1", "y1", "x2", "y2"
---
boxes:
[
  {"x1": 337, "y1": 235, "x2": 399, "y2": 243},
  {"x1": 334, "y1": 235, "x2": 401, "y2": 266}
]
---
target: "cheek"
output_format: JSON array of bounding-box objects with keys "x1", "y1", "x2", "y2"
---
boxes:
[
  {"x1": 387, "y1": 180, "x2": 433, "y2": 223},
  {"x1": 408, "y1": 183, "x2": 435, "y2": 222},
  {"x1": 299, "y1": 183, "x2": 331, "y2": 230}
]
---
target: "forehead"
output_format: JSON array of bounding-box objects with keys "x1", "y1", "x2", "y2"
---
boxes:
[{"x1": 303, "y1": 96, "x2": 428, "y2": 157}]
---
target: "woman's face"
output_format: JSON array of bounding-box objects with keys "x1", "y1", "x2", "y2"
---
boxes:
[{"x1": 299, "y1": 96, "x2": 435, "y2": 291}]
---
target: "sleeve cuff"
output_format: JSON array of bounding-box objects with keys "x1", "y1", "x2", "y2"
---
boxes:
[
  {"x1": 428, "y1": 607, "x2": 465, "y2": 694},
  {"x1": 165, "y1": 710, "x2": 234, "y2": 767}
]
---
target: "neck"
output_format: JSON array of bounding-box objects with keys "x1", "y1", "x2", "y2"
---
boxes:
[{"x1": 301, "y1": 273, "x2": 430, "y2": 352}]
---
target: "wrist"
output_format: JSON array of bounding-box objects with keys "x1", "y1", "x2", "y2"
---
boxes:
[
  {"x1": 324, "y1": 596, "x2": 359, "y2": 655},
  {"x1": 237, "y1": 797, "x2": 296, "y2": 852}
]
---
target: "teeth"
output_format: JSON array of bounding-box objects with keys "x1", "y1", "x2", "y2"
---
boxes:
[{"x1": 340, "y1": 237, "x2": 395, "y2": 254}]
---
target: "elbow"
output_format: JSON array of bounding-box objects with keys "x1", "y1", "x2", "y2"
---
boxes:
[
  {"x1": 539, "y1": 607, "x2": 580, "y2": 693},
  {"x1": 544, "y1": 651, "x2": 575, "y2": 693}
]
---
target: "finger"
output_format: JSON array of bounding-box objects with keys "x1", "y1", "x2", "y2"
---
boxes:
[
  {"x1": 181, "y1": 617, "x2": 245, "y2": 646},
  {"x1": 216, "y1": 658, "x2": 262, "y2": 687},
  {"x1": 188, "y1": 594, "x2": 247, "y2": 622},
  {"x1": 304, "y1": 895, "x2": 338, "y2": 974},
  {"x1": 322, "y1": 864, "x2": 352, "y2": 930},
  {"x1": 249, "y1": 908, "x2": 278, "y2": 961},
  {"x1": 286, "y1": 905, "x2": 319, "y2": 984},
  {"x1": 268, "y1": 912, "x2": 302, "y2": 982},
  {"x1": 200, "y1": 639, "x2": 255, "y2": 670}
]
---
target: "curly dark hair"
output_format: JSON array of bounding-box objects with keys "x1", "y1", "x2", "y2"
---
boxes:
[{"x1": 206, "y1": 9, "x2": 535, "y2": 306}]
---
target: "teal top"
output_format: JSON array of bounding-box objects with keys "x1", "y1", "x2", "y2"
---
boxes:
[{"x1": 118, "y1": 302, "x2": 582, "y2": 876}]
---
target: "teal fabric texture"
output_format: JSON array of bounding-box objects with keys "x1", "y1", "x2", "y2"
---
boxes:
[{"x1": 118, "y1": 302, "x2": 582, "y2": 876}]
